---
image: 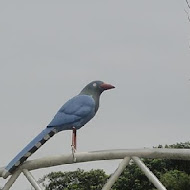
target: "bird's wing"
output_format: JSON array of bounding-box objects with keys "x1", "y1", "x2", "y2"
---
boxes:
[{"x1": 48, "y1": 95, "x2": 95, "y2": 128}]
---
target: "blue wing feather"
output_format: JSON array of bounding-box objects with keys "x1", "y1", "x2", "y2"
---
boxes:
[{"x1": 48, "y1": 95, "x2": 96, "y2": 130}]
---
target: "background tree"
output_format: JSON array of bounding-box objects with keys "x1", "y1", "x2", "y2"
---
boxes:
[
  {"x1": 112, "y1": 142, "x2": 190, "y2": 190},
  {"x1": 40, "y1": 169, "x2": 108, "y2": 190},
  {"x1": 160, "y1": 170, "x2": 190, "y2": 190}
]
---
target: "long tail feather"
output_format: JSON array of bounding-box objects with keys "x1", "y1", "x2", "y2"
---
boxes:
[{"x1": 4, "y1": 127, "x2": 57, "y2": 175}]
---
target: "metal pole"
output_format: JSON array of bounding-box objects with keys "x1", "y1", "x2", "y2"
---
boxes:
[
  {"x1": 102, "y1": 157, "x2": 131, "y2": 190},
  {"x1": 2, "y1": 170, "x2": 21, "y2": 190},
  {"x1": 132, "y1": 157, "x2": 167, "y2": 190},
  {"x1": 2, "y1": 148, "x2": 190, "y2": 178},
  {"x1": 22, "y1": 169, "x2": 42, "y2": 190}
]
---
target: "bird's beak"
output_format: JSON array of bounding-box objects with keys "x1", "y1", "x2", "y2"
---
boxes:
[{"x1": 100, "y1": 83, "x2": 115, "y2": 90}]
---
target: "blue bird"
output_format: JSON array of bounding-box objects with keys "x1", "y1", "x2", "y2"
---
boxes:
[{"x1": 4, "y1": 81, "x2": 115, "y2": 176}]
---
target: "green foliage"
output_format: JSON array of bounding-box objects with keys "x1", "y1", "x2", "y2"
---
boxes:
[
  {"x1": 40, "y1": 168, "x2": 108, "y2": 190},
  {"x1": 112, "y1": 142, "x2": 190, "y2": 190},
  {"x1": 160, "y1": 170, "x2": 190, "y2": 190},
  {"x1": 112, "y1": 161, "x2": 154, "y2": 190}
]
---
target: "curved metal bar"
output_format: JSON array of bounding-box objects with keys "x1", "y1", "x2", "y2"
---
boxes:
[{"x1": 1, "y1": 148, "x2": 190, "y2": 179}]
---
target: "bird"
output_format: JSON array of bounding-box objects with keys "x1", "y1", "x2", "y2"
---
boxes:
[{"x1": 3, "y1": 80, "x2": 115, "y2": 177}]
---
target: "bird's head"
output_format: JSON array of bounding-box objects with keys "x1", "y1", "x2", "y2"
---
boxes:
[{"x1": 80, "y1": 80, "x2": 115, "y2": 96}]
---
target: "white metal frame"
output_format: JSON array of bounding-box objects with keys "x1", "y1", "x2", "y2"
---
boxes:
[{"x1": 1, "y1": 148, "x2": 190, "y2": 190}]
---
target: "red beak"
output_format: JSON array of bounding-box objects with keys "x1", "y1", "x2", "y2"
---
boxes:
[{"x1": 100, "y1": 83, "x2": 115, "y2": 90}]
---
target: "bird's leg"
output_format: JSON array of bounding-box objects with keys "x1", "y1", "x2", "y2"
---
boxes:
[
  {"x1": 71, "y1": 127, "x2": 77, "y2": 162},
  {"x1": 71, "y1": 127, "x2": 77, "y2": 152}
]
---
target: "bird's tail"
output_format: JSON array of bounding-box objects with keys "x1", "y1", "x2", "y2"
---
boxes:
[{"x1": 3, "y1": 127, "x2": 57, "y2": 177}]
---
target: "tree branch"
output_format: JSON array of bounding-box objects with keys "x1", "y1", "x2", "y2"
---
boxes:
[
  {"x1": 184, "y1": 9, "x2": 190, "y2": 22},
  {"x1": 186, "y1": 0, "x2": 190, "y2": 9}
]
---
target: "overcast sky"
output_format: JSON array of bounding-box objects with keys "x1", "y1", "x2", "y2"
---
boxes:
[{"x1": 0, "y1": 1, "x2": 190, "y2": 189}]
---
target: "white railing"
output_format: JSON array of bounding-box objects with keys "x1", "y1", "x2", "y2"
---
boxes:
[{"x1": 1, "y1": 148, "x2": 190, "y2": 190}]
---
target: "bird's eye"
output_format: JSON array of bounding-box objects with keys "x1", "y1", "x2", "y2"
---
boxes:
[{"x1": 93, "y1": 83, "x2": 97, "y2": 87}]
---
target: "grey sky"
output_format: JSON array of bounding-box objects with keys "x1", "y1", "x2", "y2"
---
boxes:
[{"x1": 0, "y1": 1, "x2": 190, "y2": 189}]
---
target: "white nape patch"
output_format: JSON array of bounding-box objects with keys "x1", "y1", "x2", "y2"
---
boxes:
[
  {"x1": 24, "y1": 152, "x2": 32, "y2": 157},
  {"x1": 93, "y1": 83, "x2": 97, "y2": 87},
  {"x1": 15, "y1": 161, "x2": 21, "y2": 166},
  {"x1": 35, "y1": 142, "x2": 42, "y2": 148},
  {"x1": 44, "y1": 134, "x2": 50, "y2": 140}
]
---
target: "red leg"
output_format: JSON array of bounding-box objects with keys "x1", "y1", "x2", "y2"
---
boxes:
[{"x1": 72, "y1": 127, "x2": 77, "y2": 150}]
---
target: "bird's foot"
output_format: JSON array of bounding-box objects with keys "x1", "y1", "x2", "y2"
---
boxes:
[
  {"x1": 71, "y1": 144, "x2": 76, "y2": 153},
  {"x1": 71, "y1": 145, "x2": 77, "y2": 162}
]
